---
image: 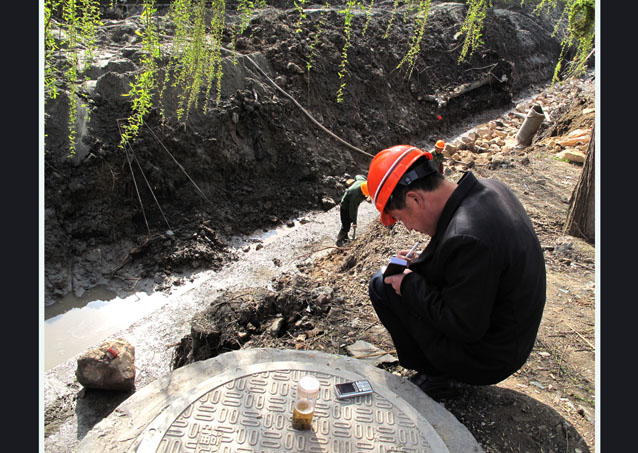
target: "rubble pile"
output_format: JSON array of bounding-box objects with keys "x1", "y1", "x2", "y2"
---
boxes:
[{"x1": 440, "y1": 77, "x2": 594, "y2": 173}]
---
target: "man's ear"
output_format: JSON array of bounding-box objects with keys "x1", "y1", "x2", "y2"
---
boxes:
[{"x1": 405, "y1": 190, "x2": 424, "y2": 208}]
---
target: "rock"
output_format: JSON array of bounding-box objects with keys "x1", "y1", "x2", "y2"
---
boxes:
[
  {"x1": 321, "y1": 196, "x2": 336, "y2": 210},
  {"x1": 287, "y1": 61, "x2": 304, "y2": 74},
  {"x1": 556, "y1": 149, "x2": 586, "y2": 163},
  {"x1": 94, "y1": 71, "x2": 132, "y2": 103},
  {"x1": 476, "y1": 127, "x2": 490, "y2": 137},
  {"x1": 556, "y1": 128, "x2": 591, "y2": 147},
  {"x1": 443, "y1": 143, "x2": 458, "y2": 156},
  {"x1": 75, "y1": 337, "x2": 135, "y2": 391},
  {"x1": 84, "y1": 58, "x2": 136, "y2": 80},
  {"x1": 269, "y1": 317, "x2": 285, "y2": 336},
  {"x1": 311, "y1": 285, "x2": 333, "y2": 301},
  {"x1": 346, "y1": 340, "x2": 398, "y2": 367},
  {"x1": 475, "y1": 154, "x2": 491, "y2": 166}
]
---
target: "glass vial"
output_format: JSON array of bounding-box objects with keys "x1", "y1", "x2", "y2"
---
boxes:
[{"x1": 291, "y1": 374, "x2": 320, "y2": 430}]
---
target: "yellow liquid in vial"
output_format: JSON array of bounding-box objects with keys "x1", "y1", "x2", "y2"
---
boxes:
[{"x1": 291, "y1": 400, "x2": 314, "y2": 430}]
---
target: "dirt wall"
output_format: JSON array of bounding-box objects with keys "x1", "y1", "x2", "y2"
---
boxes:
[{"x1": 44, "y1": 2, "x2": 562, "y2": 306}]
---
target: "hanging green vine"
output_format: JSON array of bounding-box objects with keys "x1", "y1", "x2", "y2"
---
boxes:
[
  {"x1": 160, "y1": 0, "x2": 226, "y2": 124},
  {"x1": 383, "y1": 0, "x2": 403, "y2": 39},
  {"x1": 44, "y1": 0, "x2": 595, "y2": 155},
  {"x1": 294, "y1": 0, "x2": 308, "y2": 33},
  {"x1": 173, "y1": 0, "x2": 210, "y2": 122},
  {"x1": 336, "y1": 0, "x2": 358, "y2": 103},
  {"x1": 44, "y1": 0, "x2": 102, "y2": 156},
  {"x1": 362, "y1": 0, "x2": 375, "y2": 36},
  {"x1": 396, "y1": 0, "x2": 432, "y2": 78},
  {"x1": 457, "y1": 0, "x2": 492, "y2": 63},
  {"x1": 44, "y1": 0, "x2": 63, "y2": 101},
  {"x1": 119, "y1": 0, "x2": 160, "y2": 149},
  {"x1": 203, "y1": 0, "x2": 227, "y2": 114},
  {"x1": 228, "y1": 0, "x2": 266, "y2": 64},
  {"x1": 528, "y1": 0, "x2": 594, "y2": 82},
  {"x1": 306, "y1": 2, "x2": 330, "y2": 75}
]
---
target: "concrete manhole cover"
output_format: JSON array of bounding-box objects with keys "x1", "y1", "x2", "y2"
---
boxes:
[{"x1": 130, "y1": 361, "x2": 449, "y2": 452}]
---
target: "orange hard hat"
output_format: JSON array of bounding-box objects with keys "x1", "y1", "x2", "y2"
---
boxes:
[
  {"x1": 367, "y1": 145, "x2": 434, "y2": 226},
  {"x1": 360, "y1": 181, "x2": 369, "y2": 197},
  {"x1": 435, "y1": 140, "x2": 445, "y2": 149}
]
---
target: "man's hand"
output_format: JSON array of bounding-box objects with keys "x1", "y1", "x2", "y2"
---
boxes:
[
  {"x1": 396, "y1": 249, "x2": 419, "y2": 265},
  {"x1": 384, "y1": 269, "x2": 412, "y2": 295}
]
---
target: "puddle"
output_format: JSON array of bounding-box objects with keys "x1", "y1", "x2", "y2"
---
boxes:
[
  {"x1": 43, "y1": 268, "x2": 218, "y2": 371},
  {"x1": 45, "y1": 291, "x2": 168, "y2": 370},
  {"x1": 45, "y1": 285, "x2": 118, "y2": 320}
]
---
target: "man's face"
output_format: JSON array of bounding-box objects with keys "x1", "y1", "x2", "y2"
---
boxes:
[{"x1": 386, "y1": 191, "x2": 438, "y2": 236}]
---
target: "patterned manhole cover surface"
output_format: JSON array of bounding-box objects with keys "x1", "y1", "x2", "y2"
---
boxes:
[{"x1": 132, "y1": 361, "x2": 449, "y2": 452}]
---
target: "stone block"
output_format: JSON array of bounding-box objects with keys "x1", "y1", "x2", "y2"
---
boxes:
[{"x1": 76, "y1": 337, "x2": 135, "y2": 391}]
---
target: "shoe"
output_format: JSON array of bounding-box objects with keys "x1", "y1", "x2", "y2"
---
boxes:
[
  {"x1": 336, "y1": 229, "x2": 348, "y2": 246},
  {"x1": 409, "y1": 372, "x2": 464, "y2": 399}
]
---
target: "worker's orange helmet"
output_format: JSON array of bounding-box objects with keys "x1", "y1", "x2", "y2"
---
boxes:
[
  {"x1": 360, "y1": 181, "x2": 369, "y2": 197},
  {"x1": 367, "y1": 145, "x2": 434, "y2": 226},
  {"x1": 435, "y1": 140, "x2": 445, "y2": 149}
]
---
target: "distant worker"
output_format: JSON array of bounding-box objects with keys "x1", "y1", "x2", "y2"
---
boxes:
[
  {"x1": 432, "y1": 140, "x2": 445, "y2": 173},
  {"x1": 366, "y1": 145, "x2": 546, "y2": 399},
  {"x1": 336, "y1": 175, "x2": 369, "y2": 246}
]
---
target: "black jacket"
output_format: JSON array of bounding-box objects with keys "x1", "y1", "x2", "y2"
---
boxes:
[{"x1": 400, "y1": 172, "x2": 546, "y2": 384}]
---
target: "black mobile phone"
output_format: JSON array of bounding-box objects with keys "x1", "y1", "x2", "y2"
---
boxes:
[{"x1": 334, "y1": 379, "x2": 373, "y2": 399}]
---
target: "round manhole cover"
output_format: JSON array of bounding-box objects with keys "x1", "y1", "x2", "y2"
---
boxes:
[{"x1": 131, "y1": 361, "x2": 449, "y2": 452}]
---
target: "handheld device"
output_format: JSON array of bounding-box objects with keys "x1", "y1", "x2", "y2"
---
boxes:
[
  {"x1": 334, "y1": 379, "x2": 373, "y2": 399},
  {"x1": 382, "y1": 256, "x2": 407, "y2": 277},
  {"x1": 381, "y1": 242, "x2": 419, "y2": 277}
]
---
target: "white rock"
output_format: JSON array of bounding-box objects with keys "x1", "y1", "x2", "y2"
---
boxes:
[
  {"x1": 75, "y1": 337, "x2": 136, "y2": 391},
  {"x1": 477, "y1": 127, "x2": 490, "y2": 137},
  {"x1": 556, "y1": 149, "x2": 587, "y2": 163}
]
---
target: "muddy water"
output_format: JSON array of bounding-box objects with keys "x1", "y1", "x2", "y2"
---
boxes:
[{"x1": 44, "y1": 201, "x2": 380, "y2": 371}]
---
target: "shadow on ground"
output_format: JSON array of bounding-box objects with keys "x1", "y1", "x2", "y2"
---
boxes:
[
  {"x1": 438, "y1": 385, "x2": 591, "y2": 452},
  {"x1": 75, "y1": 388, "x2": 134, "y2": 440}
]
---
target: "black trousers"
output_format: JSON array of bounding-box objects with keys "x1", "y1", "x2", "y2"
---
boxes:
[
  {"x1": 339, "y1": 203, "x2": 353, "y2": 233},
  {"x1": 368, "y1": 270, "x2": 444, "y2": 376}
]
